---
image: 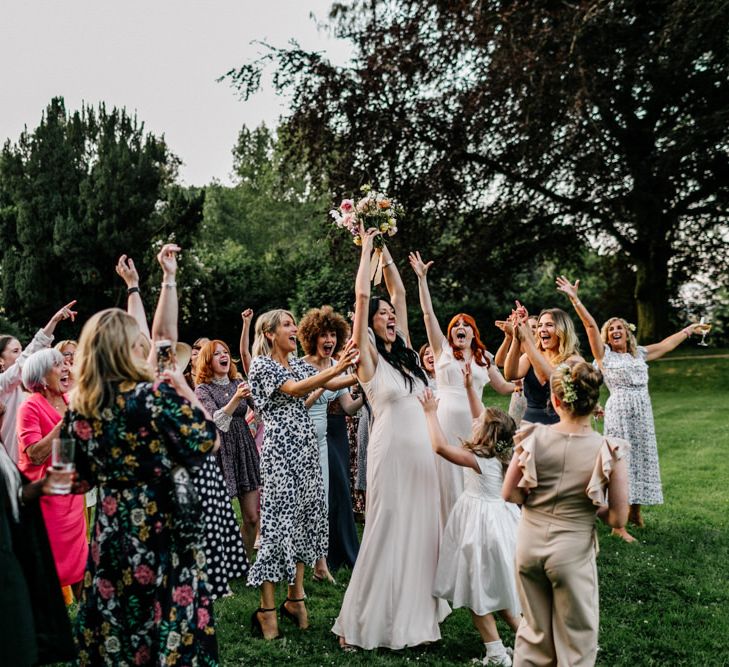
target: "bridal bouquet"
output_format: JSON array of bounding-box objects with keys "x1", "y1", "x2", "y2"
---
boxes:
[{"x1": 330, "y1": 184, "x2": 403, "y2": 249}]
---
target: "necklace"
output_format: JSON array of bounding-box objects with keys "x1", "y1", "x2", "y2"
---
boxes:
[{"x1": 212, "y1": 376, "x2": 230, "y2": 386}]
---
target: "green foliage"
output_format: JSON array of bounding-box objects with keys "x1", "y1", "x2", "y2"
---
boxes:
[
  {"x1": 0, "y1": 97, "x2": 202, "y2": 336},
  {"x1": 223, "y1": 0, "x2": 729, "y2": 341}
]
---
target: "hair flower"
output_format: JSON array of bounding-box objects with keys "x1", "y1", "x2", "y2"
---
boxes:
[{"x1": 557, "y1": 363, "x2": 578, "y2": 404}]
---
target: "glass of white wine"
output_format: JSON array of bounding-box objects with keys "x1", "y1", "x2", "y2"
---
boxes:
[
  {"x1": 697, "y1": 316, "x2": 712, "y2": 347},
  {"x1": 50, "y1": 437, "x2": 75, "y2": 494}
]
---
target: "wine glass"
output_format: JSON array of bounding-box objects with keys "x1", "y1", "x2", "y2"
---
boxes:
[{"x1": 697, "y1": 317, "x2": 711, "y2": 347}]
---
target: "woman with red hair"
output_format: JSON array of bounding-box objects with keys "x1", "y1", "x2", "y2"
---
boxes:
[{"x1": 409, "y1": 253, "x2": 516, "y2": 527}]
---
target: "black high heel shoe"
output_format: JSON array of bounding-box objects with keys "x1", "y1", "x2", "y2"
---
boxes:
[
  {"x1": 279, "y1": 597, "x2": 308, "y2": 629},
  {"x1": 250, "y1": 607, "x2": 281, "y2": 639}
]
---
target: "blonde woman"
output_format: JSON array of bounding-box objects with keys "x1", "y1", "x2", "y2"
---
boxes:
[
  {"x1": 63, "y1": 308, "x2": 219, "y2": 666},
  {"x1": 557, "y1": 276, "x2": 704, "y2": 541},
  {"x1": 502, "y1": 361, "x2": 629, "y2": 666},
  {"x1": 247, "y1": 309, "x2": 357, "y2": 640},
  {"x1": 504, "y1": 306, "x2": 582, "y2": 425}
]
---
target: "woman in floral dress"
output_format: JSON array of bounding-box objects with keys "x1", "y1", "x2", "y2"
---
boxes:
[
  {"x1": 64, "y1": 308, "x2": 219, "y2": 666},
  {"x1": 557, "y1": 276, "x2": 704, "y2": 541}
]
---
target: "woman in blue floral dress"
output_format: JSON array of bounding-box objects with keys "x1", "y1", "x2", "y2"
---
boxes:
[{"x1": 64, "y1": 308, "x2": 219, "y2": 666}]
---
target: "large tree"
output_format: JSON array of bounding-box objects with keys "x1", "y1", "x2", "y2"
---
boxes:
[
  {"x1": 224, "y1": 0, "x2": 729, "y2": 340},
  {"x1": 0, "y1": 97, "x2": 202, "y2": 333}
]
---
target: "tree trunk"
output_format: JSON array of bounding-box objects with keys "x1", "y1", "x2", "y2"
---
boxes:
[{"x1": 633, "y1": 249, "x2": 670, "y2": 344}]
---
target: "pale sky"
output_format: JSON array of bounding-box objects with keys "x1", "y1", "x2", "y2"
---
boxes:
[{"x1": 0, "y1": 1, "x2": 350, "y2": 185}]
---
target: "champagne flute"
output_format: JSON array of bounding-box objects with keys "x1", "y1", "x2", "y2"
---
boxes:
[
  {"x1": 50, "y1": 437, "x2": 75, "y2": 494},
  {"x1": 697, "y1": 317, "x2": 711, "y2": 347}
]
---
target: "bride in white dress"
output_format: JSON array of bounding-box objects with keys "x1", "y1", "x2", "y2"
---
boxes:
[
  {"x1": 332, "y1": 228, "x2": 449, "y2": 650},
  {"x1": 408, "y1": 252, "x2": 515, "y2": 527}
]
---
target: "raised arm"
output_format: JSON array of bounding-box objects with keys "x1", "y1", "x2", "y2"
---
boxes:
[
  {"x1": 408, "y1": 252, "x2": 445, "y2": 358},
  {"x1": 150, "y1": 243, "x2": 180, "y2": 345},
  {"x1": 493, "y1": 320, "x2": 514, "y2": 367},
  {"x1": 463, "y1": 363, "x2": 484, "y2": 419},
  {"x1": 556, "y1": 276, "x2": 604, "y2": 362},
  {"x1": 418, "y1": 389, "x2": 480, "y2": 472},
  {"x1": 352, "y1": 228, "x2": 380, "y2": 383},
  {"x1": 515, "y1": 317, "x2": 553, "y2": 384},
  {"x1": 486, "y1": 363, "x2": 516, "y2": 396},
  {"x1": 40, "y1": 300, "x2": 78, "y2": 340},
  {"x1": 643, "y1": 323, "x2": 703, "y2": 362},
  {"x1": 239, "y1": 309, "x2": 254, "y2": 375},
  {"x1": 116, "y1": 255, "x2": 151, "y2": 341},
  {"x1": 380, "y1": 244, "x2": 409, "y2": 345}
]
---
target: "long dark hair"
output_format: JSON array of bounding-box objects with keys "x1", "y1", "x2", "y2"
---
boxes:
[{"x1": 369, "y1": 297, "x2": 428, "y2": 392}]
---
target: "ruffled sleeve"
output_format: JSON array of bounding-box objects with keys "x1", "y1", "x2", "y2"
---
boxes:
[
  {"x1": 586, "y1": 436, "x2": 631, "y2": 506},
  {"x1": 513, "y1": 423, "x2": 540, "y2": 491}
]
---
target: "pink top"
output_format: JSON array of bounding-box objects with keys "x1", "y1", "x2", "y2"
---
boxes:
[{"x1": 17, "y1": 392, "x2": 88, "y2": 586}]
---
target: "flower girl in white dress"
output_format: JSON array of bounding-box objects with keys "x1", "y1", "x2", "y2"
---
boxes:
[{"x1": 419, "y1": 367, "x2": 521, "y2": 666}]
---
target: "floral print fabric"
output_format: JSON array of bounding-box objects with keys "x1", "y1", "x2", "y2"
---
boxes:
[{"x1": 64, "y1": 382, "x2": 219, "y2": 666}]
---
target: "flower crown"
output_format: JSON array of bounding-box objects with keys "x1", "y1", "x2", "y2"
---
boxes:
[
  {"x1": 556, "y1": 363, "x2": 578, "y2": 404},
  {"x1": 494, "y1": 439, "x2": 514, "y2": 464}
]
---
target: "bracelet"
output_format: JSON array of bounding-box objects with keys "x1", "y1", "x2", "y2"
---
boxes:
[
  {"x1": 382, "y1": 259, "x2": 394, "y2": 268},
  {"x1": 682, "y1": 327, "x2": 692, "y2": 338},
  {"x1": 161, "y1": 281, "x2": 177, "y2": 289},
  {"x1": 17, "y1": 484, "x2": 26, "y2": 507},
  {"x1": 127, "y1": 286, "x2": 140, "y2": 296}
]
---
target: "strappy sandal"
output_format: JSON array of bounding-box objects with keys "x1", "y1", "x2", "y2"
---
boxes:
[{"x1": 280, "y1": 596, "x2": 309, "y2": 629}]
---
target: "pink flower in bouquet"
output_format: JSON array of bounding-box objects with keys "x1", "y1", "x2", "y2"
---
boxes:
[{"x1": 340, "y1": 199, "x2": 354, "y2": 213}]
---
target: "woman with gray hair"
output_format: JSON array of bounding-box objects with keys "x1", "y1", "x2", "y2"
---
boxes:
[
  {"x1": 0, "y1": 300, "x2": 77, "y2": 462},
  {"x1": 16, "y1": 348, "x2": 88, "y2": 597},
  {"x1": 247, "y1": 309, "x2": 357, "y2": 640}
]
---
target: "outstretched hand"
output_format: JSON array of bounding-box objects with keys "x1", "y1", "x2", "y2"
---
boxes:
[
  {"x1": 51, "y1": 300, "x2": 78, "y2": 324},
  {"x1": 495, "y1": 319, "x2": 515, "y2": 337},
  {"x1": 241, "y1": 308, "x2": 254, "y2": 324},
  {"x1": 556, "y1": 275, "x2": 580, "y2": 301},
  {"x1": 359, "y1": 223, "x2": 381, "y2": 251},
  {"x1": 116, "y1": 255, "x2": 140, "y2": 288},
  {"x1": 408, "y1": 251, "x2": 433, "y2": 279},
  {"x1": 417, "y1": 387, "x2": 439, "y2": 413},
  {"x1": 462, "y1": 362, "x2": 473, "y2": 389},
  {"x1": 157, "y1": 243, "x2": 181, "y2": 277},
  {"x1": 335, "y1": 339, "x2": 360, "y2": 372}
]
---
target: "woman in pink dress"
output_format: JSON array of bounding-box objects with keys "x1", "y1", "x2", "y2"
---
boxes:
[{"x1": 16, "y1": 348, "x2": 88, "y2": 594}]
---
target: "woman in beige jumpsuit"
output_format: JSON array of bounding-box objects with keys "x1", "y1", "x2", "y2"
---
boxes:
[{"x1": 502, "y1": 357, "x2": 629, "y2": 666}]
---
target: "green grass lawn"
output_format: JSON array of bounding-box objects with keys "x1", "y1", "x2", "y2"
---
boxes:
[{"x1": 217, "y1": 349, "x2": 729, "y2": 666}]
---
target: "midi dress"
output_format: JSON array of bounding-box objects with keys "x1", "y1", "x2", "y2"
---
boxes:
[
  {"x1": 247, "y1": 355, "x2": 328, "y2": 586},
  {"x1": 64, "y1": 381, "x2": 219, "y2": 667},
  {"x1": 332, "y1": 332, "x2": 449, "y2": 649},
  {"x1": 512, "y1": 424, "x2": 628, "y2": 667},
  {"x1": 194, "y1": 379, "x2": 253, "y2": 598},
  {"x1": 434, "y1": 338, "x2": 491, "y2": 526},
  {"x1": 600, "y1": 346, "x2": 663, "y2": 505}
]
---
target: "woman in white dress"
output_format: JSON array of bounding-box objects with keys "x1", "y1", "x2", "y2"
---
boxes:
[
  {"x1": 333, "y1": 229, "x2": 449, "y2": 650},
  {"x1": 409, "y1": 251, "x2": 515, "y2": 527},
  {"x1": 556, "y1": 276, "x2": 704, "y2": 541}
]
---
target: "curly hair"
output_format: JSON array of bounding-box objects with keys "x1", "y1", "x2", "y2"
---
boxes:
[
  {"x1": 447, "y1": 313, "x2": 490, "y2": 367},
  {"x1": 195, "y1": 340, "x2": 240, "y2": 385},
  {"x1": 297, "y1": 306, "x2": 351, "y2": 356},
  {"x1": 550, "y1": 360, "x2": 603, "y2": 417},
  {"x1": 462, "y1": 407, "x2": 516, "y2": 461},
  {"x1": 600, "y1": 317, "x2": 638, "y2": 356}
]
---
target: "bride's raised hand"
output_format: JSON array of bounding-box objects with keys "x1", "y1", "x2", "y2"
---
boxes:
[
  {"x1": 408, "y1": 251, "x2": 433, "y2": 279},
  {"x1": 556, "y1": 275, "x2": 580, "y2": 301},
  {"x1": 461, "y1": 362, "x2": 473, "y2": 389}
]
